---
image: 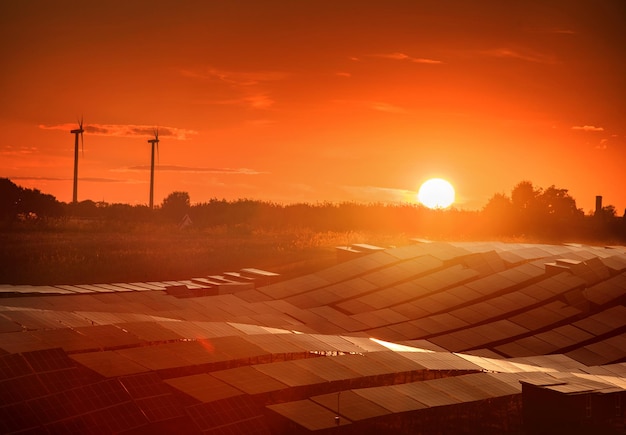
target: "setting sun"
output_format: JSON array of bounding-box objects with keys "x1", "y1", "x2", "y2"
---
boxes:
[{"x1": 418, "y1": 178, "x2": 455, "y2": 209}]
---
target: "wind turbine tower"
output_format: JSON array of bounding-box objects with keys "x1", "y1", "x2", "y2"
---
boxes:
[
  {"x1": 147, "y1": 128, "x2": 159, "y2": 209},
  {"x1": 70, "y1": 118, "x2": 85, "y2": 203}
]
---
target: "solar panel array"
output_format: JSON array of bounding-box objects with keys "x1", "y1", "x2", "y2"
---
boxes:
[{"x1": 1, "y1": 241, "x2": 625, "y2": 432}]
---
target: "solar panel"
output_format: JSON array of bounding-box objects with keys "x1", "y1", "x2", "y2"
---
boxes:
[
  {"x1": 507, "y1": 354, "x2": 586, "y2": 372},
  {"x1": 399, "y1": 351, "x2": 480, "y2": 371},
  {"x1": 114, "y1": 321, "x2": 185, "y2": 342},
  {"x1": 0, "y1": 372, "x2": 47, "y2": 403},
  {"x1": 461, "y1": 372, "x2": 523, "y2": 396},
  {"x1": 165, "y1": 373, "x2": 244, "y2": 402},
  {"x1": 411, "y1": 313, "x2": 469, "y2": 335},
  {"x1": 253, "y1": 359, "x2": 329, "y2": 387},
  {"x1": 28, "y1": 378, "x2": 133, "y2": 425},
  {"x1": 291, "y1": 356, "x2": 361, "y2": 382},
  {"x1": 70, "y1": 350, "x2": 148, "y2": 377},
  {"x1": 424, "y1": 376, "x2": 492, "y2": 402},
  {"x1": 258, "y1": 274, "x2": 331, "y2": 299},
  {"x1": 21, "y1": 347, "x2": 74, "y2": 374},
  {"x1": 1, "y1": 310, "x2": 70, "y2": 331},
  {"x1": 72, "y1": 324, "x2": 143, "y2": 349},
  {"x1": 392, "y1": 381, "x2": 460, "y2": 407},
  {"x1": 116, "y1": 344, "x2": 192, "y2": 371},
  {"x1": 309, "y1": 306, "x2": 367, "y2": 332},
  {"x1": 267, "y1": 399, "x2": 352, "y2": 431},
  {"x1": 577, "y1": 333, "x2": 626, "y2": 365},
  {"x1": 74, "y1": 311, "x2": 128, "y2": 325},
  {"x1": 573, "y1": 305, "x2": 626, "y2": 335},
  {"x1": 350, "y1": 311, "x2": 390, "y2": 328},
  {"x1": 119, "y1": 372, "x2": 171, "y2": 399},
  {"x1": 135, "y1": 394, "x2": 186, "y2": 422},
  {"x1": 0, "y1": 331, "x2": 47, "y2": 353},
  {"x1": 0, "y1": 314, "x2": 22, "y2": 333},
  {"x1": 45, "y1": 400, "x2": 148, "y2": 433},
  {"x1": 118, "y1": 375, "x2": 186, "y2": 423},
  {"x1": 187, "y1": 396, "x2": 271, "y2": 434},
  {"x1": 352, "y1": 384, "x2": 427, "y2": 412},
  {"x1": 0, "y1": 352, "x2": 31, "y2": 379},
  {"x1": 262, "y1": 300, "x2": 329, "y2": 326},
  {"x1": 0, "y1": 401, "x2": 40, "y2": 433},
  {"x1": 325, "y1": 353, "x2": 392, "y2": 377},
  {"x1": 305, "y1": 333, "x2": 369, "y2": 354},
  {"x1": 508, "y1": 301, "x2": 577, "y2": 331},
  {"x1": 584, "y1": 273, "x2": 626, "y2": 305},
  {"x1": 362, "y1": 350, "x2": 424, "y2": 372},
  {"x1": 311, "y1": 389, "x2": 391, "y2": 421},
  {"x1": 29, "y1": 328, "x2": 99, "y2": 353},
  {"x1": 211, "y1": 365, "x2": 289, "y2": 395}
]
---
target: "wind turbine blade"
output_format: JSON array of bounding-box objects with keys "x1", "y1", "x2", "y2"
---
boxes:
[{"x1": 81, "y1": 132, "x2": 84, "y2": 156}]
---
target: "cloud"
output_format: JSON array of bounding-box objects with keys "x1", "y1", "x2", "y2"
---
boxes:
[
  {"x1": 342, "y1": 185, "x2": 417, "y2": 203},
  {"x1": 10, "y1": 176, "x2": 125, "y2": 183},
  {"x1": 118, "y1": 165, "x2": 266, "y2": 175},
  {"x1": 9, "y1": 176, "x2": 67, "y2": 181},
  {"x1": 0, "y1": 146, "x2": 37, "y2": 156},
  {"x1": 572, "y1": 125, "x2": 604, "y2": 132},
  {"x1": 180, "y1": 67, "x2": 289, "y2": 86},
  {"x1": 479, "y1": 48, "x2": 555, "y2": 64},
  {"x1": 370, "y1": 52, "x2": 443, "y2": 64},
  {"x1": 39, "y1": 123, "x2": 197, "y2": 140},
  {"x1": 371, "y1": 102, "x2": 407, "y2": 114},
  {"x1": 336, "y1": 72, "x2": 351, "y2": 78},
  {"x1": 181, "y1": 66, "x2": 287, "y2": 110},
  {"x1": 244, "y1": 94, "x2": 274, "y2": 109},
  {"x1": 595, "y1": 138, "x2": 609, "y2": 150}
]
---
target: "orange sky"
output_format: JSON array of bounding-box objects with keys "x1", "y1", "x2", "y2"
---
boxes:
[{"x1": 1, "y1": 1, "x2": 625, "y2": 213}]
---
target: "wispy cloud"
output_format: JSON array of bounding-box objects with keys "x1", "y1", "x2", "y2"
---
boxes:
[
  {"x1": 342, "y1": 185, "x2": 417, "y2": 203},
  {"x1": 244, "y1": 94, "x2": 274, "y2": 109},
  {"x1": 180, "y1": 67, "x2": 289, "y2": 86},
  {"x1": 572, "y1": 125, "x2": 604, "y2": 132},
  {"x1": 596, "y1": 138, "x2": 608, "y2": 150},
  {"x1": 371, "y1": 102, "x2": 407, "y2": 114},
  {"x1": 181, "y1": 66, "x2": 287, "y2": 110},
  {"x1": 39, "y1": 123, "x2": 197, "y2": 140},
  {"x1": 9, "y1": 176, "x2": 126, "y2": 183},
  {"x1": 0, "y1": 146, "x2": 37, "y2": 156},
  {"x1": 479, "y1": 48, "x2": 555, "y2": 64},
  {"x1": 117, "y1": 165, "x2": 266, "y2": 175},
  {"x1": 369, "y1": 52, "x2": 443, "y2": 64}
]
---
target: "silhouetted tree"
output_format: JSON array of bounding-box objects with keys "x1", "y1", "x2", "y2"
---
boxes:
[
  {"x1": 0, "y1": 178, "x2": 21, "y2": 221},
  {"x1": 482, "y1": 193, "x2": 515, "y2": 235},
  {"x1": 511, "y1": 181, "x2": 540, "y2": 211},
  {"x1": 0, "y1": 178, "x2": 62, "y2": 223},
  {"x1": 161, "y1": 191, "x2": 191, "y2": 221},
  {"x1": 537, "y1": 185, "x2": 584, "y2": 238}
]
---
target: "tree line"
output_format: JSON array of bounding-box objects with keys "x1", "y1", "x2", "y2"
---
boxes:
[{"x1": 1, "y1": 178, "x2": 624, "y2": 241}]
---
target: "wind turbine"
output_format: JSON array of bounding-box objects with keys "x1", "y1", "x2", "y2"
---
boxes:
[
  {"x1": 147, "y1": 128, "x2": 159, "y2": 209},
  {"x1": 70, "y1": 117, "x2": 84, "y2": 203}
]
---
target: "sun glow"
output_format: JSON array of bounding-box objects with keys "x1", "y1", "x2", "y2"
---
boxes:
[{"x1": 417, "y1": 178, "x2": 455, "y2": 209}]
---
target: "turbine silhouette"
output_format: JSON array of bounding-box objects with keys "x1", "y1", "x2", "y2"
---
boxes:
[
  {"x1": 70, "y1": 117, "x2": 84, "y2": 203},
  {"x1": 147, "y1": 128, "x2": 160, "y2": 209}
]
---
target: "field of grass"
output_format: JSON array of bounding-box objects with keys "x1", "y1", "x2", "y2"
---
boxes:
[{"x1": 0, "y1": 222, "x2": 412, "y2": 286}]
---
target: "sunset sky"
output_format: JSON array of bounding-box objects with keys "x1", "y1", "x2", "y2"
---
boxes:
[{"x1": 1, "y1": 1, "x2": 624, "y2": 212}]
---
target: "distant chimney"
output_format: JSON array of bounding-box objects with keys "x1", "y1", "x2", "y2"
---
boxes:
[{"x1": 595, "y1": 196, "x2": 602, "y2": 216}]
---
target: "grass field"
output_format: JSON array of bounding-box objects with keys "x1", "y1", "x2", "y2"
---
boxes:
[{"x1": 0, "y1": 222, "x2": 412, "y2": 285}]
